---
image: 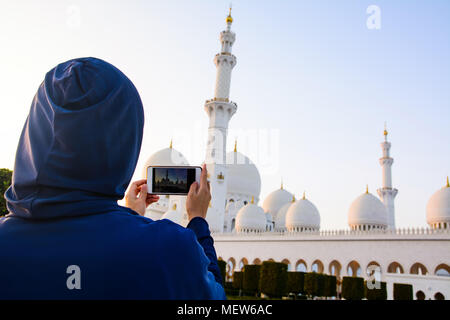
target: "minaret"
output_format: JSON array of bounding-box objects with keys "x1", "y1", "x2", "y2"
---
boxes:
[
  {"x1": 377, "y1": 125, "x2": 398, "y2": 229},
  {"x1": 204, "y1": 8, "x2": 237, "y2": 232}
]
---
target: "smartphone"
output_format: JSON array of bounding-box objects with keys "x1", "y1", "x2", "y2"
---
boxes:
[{"x1": 146, "y1": 166, "x2": 202, "y2": 195}]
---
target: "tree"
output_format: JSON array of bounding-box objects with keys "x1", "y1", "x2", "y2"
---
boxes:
[
  {"x1": 0, "y1": 168, "x2": 12, "y2": 216},
  {"x1": 341, "y1": 276, "x2": 364, "y2": 300},
  {"x1": 242, "y1": 264, "x2": 261, "y2": 296},
  {"x1": 259, "y1": 261, "x2": 288, "y2": 298},
  {"x1": 232, "y1": 271, "x2": 243, "y2": 290},
  {"x1": 286, "y1": 272, "x2": 305, "y2": 296},
  {"x1": 217, "y1": 260, "x2": 226, "y2": 285}
]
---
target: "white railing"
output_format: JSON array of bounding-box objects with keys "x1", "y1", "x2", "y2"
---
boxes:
[{"x1": 212, "y1": 226, "x2": 450, "y2": 238}]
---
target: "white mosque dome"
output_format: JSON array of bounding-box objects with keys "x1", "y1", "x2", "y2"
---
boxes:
[
  {"x1": 226, "y1": 150, "x2": 261, "y2": 200},
  {"x1": 348, "y1": 190, "x2": 388, "y2": 229},
  {"x1": 235, "y1": 201, "x2": 266, "y2": 232},
  {"x1": 274, "y1": 199, "x2": 295, "y2": 231},
  {"x1": 161, "y1": 203, "x2": 182, "y2": 225},
  {"x1": 141, "y1": 143, "x2": 189, "y2": 177},
  {"x1": 426, "y1": 179, "x2": 450, "y2": 228},
  {"x1": 262, "y1": 187, "x2": 294, "y2": 219},
  {"x1": 285, "y1": 196, "x2": 321, "y2": 231}
]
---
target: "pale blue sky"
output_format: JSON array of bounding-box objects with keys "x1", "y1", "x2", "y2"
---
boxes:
[{"x1": 0, "y1": 0, "x2": 449, "y2": 229}]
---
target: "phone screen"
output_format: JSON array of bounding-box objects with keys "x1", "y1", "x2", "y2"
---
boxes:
[{"x1": 150, "y1": 167, "x2": 198, "y2": 195}]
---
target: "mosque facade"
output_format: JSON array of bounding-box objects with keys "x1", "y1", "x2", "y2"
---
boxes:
[{"x1": 141, "y1": 10, "x2": 450, "y2": 300}]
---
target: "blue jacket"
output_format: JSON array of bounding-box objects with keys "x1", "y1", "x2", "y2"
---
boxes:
[{"x1": 0, "y1": 57, "x2": 226, "y2": 300}]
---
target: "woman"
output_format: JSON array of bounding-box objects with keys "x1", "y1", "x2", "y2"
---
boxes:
[{"x1": 0, "y1": 57, "x2": 225, "y2": 300}]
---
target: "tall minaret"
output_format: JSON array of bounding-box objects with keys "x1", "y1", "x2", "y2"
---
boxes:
[
  {"x1": 204, "y1": 8, "x2": 237, "y2": 232},
  {"x1": 377, "y1": 125, "x2": 398, "y2": 229}
]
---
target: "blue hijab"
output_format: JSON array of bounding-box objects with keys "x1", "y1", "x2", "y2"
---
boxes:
[{"x1": 5, "y1": 57, "x2": 144, "y2": 219}]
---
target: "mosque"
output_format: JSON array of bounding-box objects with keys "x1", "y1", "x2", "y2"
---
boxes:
[{"x1": 140, "y1": 10, "x2": 450, "y2": 300}]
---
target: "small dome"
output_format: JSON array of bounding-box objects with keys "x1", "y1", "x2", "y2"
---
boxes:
[
  {"x1": 348, "y1": 192, "x2": 388, "y2": 228},
  {"x1": 161, "y1": 203, "x2": 182, "y2": 225},
  {"x1": 235, "y1": 203, "x2": 266, "y2": 232},
  {"x1": 226, "y1": 151, "x2": 261, "y2": 200},
  {"x1": 141, "y1": 146, "x2": 189, "y2": 177},
  {"x1": 262, "y1": 187, "x2": 293, "y2": 219},
  {"x1": 426, "y1": 180, "x2": 450, "y2": 228},
  {"x1": 285, "y1": 198, "x2": 320, "y2": 231},
  {"x1": 274, "y1": 201, "x2": 293, "y2": 231}
]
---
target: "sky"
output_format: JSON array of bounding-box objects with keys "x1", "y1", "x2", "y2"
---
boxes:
[{"x1": 0, "y1": 0, "x2": 449, "y2": 230}]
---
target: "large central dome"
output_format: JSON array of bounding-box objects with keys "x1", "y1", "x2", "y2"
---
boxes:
[{"x1": 226, "y1": 150, "x2": 261, "y2": 200}]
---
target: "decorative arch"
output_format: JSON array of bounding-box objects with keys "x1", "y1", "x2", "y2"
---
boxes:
[
  {"x1": 253, "y1": 258, "x2": 261, "y2": 265},
  {"x1": 347, "y1": 260, "x2": 362, "y2": 277},
  {"x1": 410, "y1": 263, "x2": 428, "y2": 275},
  {"x1": 281, "y1": 259, "x2": 291, "y2": 271},
  {"x1": 366, "y1": 261, "x2": 382, "y2": 281},
  {"x1": 226, "y1": 257, "x2": 236, "y2": 281},
  {"x1": 387, "y1": 262, "x2": 404, "y2": 274},
  {"x1": 328, "y1": 260, "x2": 342, "y2": 277},
  {"x1": 434, "y1": 264, "x2": 450, "y2": 276},
  {"x1": 239, "y1": 258, "x2": 248, "y2": 271},
  {"x1": 267, "y1": 258, "x2": 275, "y2": 262},
  {"x1": 295, "y1": 259, "x2": 307, "y2": 272},
  {"x1": 311, "y1": 259, "x2": 324, "y2": 273}
]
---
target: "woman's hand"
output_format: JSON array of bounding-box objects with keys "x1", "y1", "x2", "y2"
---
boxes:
[
  {"x1": 125, "y1": 179, "x2": 159, "y2": 216},
  {"x1": 186, "y1": 164, "x2": 211, "y2": 221}
]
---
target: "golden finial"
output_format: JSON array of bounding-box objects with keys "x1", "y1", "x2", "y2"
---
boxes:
[
  {"x1": 226, "y1": 5, "x2": 233, "y2": 24},
  {"x1": 292, "y1": 195, "x2": 296, "y2": 202},
  {"x1": 302, "y1": 191, "x2": 306, "y2": 200},
  {"x1": 251, "y1": 196, "x2": 254, "y2": 204},
  {"x1": 172, "y1": 203, "x2": 177, "y2": 210},
  {"x1": 281, "y1": 179, "x2": 284, "y2": 190},
  {"x1": 383, "y1": 122, "x2": 388, "y2": 139},
  {"x1": 366, "y1": 185, "x2": 369, "y2": 194},
  {"x1": 169, "y1": 139, "x2": 173, "y2": 149},
  {"x1": 234, "y1": 139, "x2": 237, "y2": 152},
  {"x1": 446, "y1": 176, "x2": 449, "y2": 188}
]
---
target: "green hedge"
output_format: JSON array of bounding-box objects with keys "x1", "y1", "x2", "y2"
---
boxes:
[
  {"x1": 218, "y1": 260, "x2": 226, "y2": 285},
  {"x1": 304, "y1": 273, "x2": 321, "y2": 297},
  {"x1": 324, "y1": 275, "x2": 337, "y2": 297},
  {"x1": 259, "y1": 261, "x2": 288, "y2": 298},
  {"x1": 243, "y1": 265, "x2": 261, "y2": 295},
  {"x1": 393, "y1": 283, "x2": 413, "y2": 300},
  {"x1": 342, "y1": 276, "x2": 364, "y2": 300},
  {"x1": 286, "y1": 272, "x2": 305, "y2": 295},
  {"x1": 365, "y1": 281, "x2": 387, "y2": 300},
  {"x1": 232, "y1": 271, "x2": 243, "y2": 290}
]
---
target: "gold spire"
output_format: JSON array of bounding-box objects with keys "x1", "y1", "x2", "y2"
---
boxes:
[
  {"x1": 169, "y1": 139, "x2": 173, "y2": 149},
  {"x1": 281, "y1": 179, "x2": 284, "y2": 190},
  {"x1": 383, "y1": 122, "x2": 388, "y2": 140},
  {"x1": 366, "y1": 185, "x2": 369, "y2": 194},
  {"x1": 302, "y1": 191, "x2": 306, "y2": 200},
  {"x1": 251, "y1": 196, "x2": 254, "y2": 204},
  {"x1": 172, "y1": 203, "x2": 177, "y2": 210},
  {"x1": 226, "y1": 5, "x2": 233, "y2": 24},
  {"x1": 292, "y1": 195, "x2": 296, "y2": 202},
  {"x1": 234, "y1": 139, "x2": 237, "y2": 152},
  {"x1": 446, "y1": 176, "x2": 449, "y2": 188}
]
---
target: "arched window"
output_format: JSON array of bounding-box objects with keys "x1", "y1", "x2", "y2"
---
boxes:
[
  {"x1": 312, "y1": 260, "x2": 324, "y2": 273},
  {"x1": 281, "y1": 259, "x2": 291, "y2": 271},
  {"x1": 239, "y1": 258, "x2": 248, "y2": 271},
  {"x1": 366, "y1": 261, "x2": 382, "y2": 282},
  {"x1": 226, "y1": 258, "x2": 236, "y2": 281},
  {"x1": 434, "y1": 264, "x2": 450, "y2": 277},
  {"x1": 295, "y1": 260, "x2": 307, "y2": 272},
  {"x1": 410, "y1": 263, "x2": 428, "y2": 275},
  {"x1": 329, "y1": 260, "x2": 342, "y2": 277},
  {"x1": 347, "y1": 261, "x2": 362, "y2": 277},
  {"x1": 387, "y1": 262, "x2": 404, "y2": 274},
  {"x1": 253, "y1": 258, "x2": 261, "y2": 265}
]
